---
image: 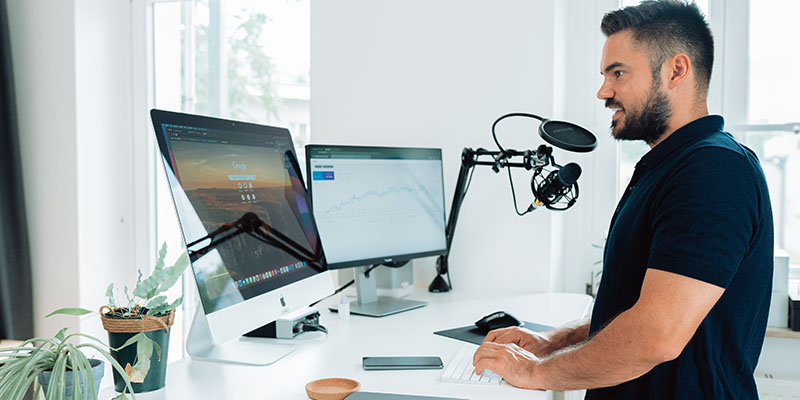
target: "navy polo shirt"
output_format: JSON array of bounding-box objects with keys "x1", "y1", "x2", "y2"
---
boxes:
[{"x1": 586, "y1": 115, "x2": 773, "y2": 399}]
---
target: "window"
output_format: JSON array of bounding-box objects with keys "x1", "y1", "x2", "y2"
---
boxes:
[
  {"x1": 148, "y1": 0, "x2": 310, "y2": 360},
  {"x1": 741, "y1": 0, "x2": 800, "y2": 273}
]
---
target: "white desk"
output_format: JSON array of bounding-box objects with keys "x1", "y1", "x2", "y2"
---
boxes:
[{"x1": 101, "y1": 290, "x2": 592, "y2": 400}]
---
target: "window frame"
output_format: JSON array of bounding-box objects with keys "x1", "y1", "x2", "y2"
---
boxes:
[{"x1": 132, "y1": 0, "x2": 315, "y2": 359}]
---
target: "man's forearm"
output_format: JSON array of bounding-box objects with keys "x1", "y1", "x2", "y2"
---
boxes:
[
  {"x1": 542, "y1": 318, "x2": 591, "y2": 355},
  {"x1": 536, "y1": 309, "x2": 672, "y2": 390}
]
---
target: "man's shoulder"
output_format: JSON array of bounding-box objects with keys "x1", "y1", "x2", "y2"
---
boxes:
[{"x1": 678, "y1": 131, "x2": 761, "y2": 172}]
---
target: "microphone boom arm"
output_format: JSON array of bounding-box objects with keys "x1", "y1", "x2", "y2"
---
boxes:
[{"x1": 429, "y1": 145, "x2": 561, "y2": 292}]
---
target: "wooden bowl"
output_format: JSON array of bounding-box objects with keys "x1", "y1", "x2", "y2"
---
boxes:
[{"x1": 305, "y1": 378, "x2": 361, "y2": 400}]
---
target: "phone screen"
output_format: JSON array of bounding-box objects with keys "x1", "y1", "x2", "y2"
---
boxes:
[{"x1": 362, "y1": 356, "x2": 444, "y2": 370}]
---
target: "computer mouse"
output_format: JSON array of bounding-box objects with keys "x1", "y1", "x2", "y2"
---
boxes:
[{"x1": 474, "y1": 311, "x2": 523, "y2": 333}]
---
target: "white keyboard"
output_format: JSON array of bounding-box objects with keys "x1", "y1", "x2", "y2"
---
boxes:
[{"x1": 440, "y1": 343, "x2": 503, "y2": 385}]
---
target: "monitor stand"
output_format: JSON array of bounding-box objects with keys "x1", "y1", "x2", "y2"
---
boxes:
[
  {"x1": 329, "y1": 266, "x2": 427, "y2": 317},
  {"x1": 185, "y1": 304, "x2": 323, "y2": 366}
]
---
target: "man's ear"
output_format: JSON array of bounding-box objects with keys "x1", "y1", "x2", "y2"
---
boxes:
[{"x1": 666, "y1": 52, "x2": 691, "y2": 90}]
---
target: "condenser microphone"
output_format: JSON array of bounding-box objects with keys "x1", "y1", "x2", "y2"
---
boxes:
[{"x1": 533, "y1": 162, "x2": 581, "y2": 208}]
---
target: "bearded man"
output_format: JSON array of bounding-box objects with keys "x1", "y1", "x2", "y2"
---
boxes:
[{"x1": 473, "y1": 1, "x2": 774, "y2": 398}]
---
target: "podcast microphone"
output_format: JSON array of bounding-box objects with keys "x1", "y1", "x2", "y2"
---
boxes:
[{"x1": 533, "y1": 162, "x2": 581, "y2": 209}]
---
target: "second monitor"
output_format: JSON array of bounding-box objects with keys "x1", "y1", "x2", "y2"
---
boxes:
[{"x1": 306, "y1": 145, "x2": 448, "y2": 316}]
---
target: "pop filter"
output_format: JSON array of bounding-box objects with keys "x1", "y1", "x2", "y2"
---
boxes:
[{"x1": 539, "y1": 120, "x2": 597, "y2": 153}]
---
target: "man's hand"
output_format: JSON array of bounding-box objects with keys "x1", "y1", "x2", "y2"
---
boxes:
[
  {"x1": 482, "y1": 327, "x2": 555, "y2": 357},
  {"x1": 472, "y1": 342, "x2": 544, "y2": 390}
]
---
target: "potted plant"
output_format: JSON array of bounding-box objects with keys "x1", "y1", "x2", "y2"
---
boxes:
[
  {"x1": 0, "y1": 319, "x2": 137, "y2": 400},
  {"x1": 99, "y1": 243, "x2": 190, "y2": 393}
]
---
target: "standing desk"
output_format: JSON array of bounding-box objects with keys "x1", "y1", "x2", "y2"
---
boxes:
[{"x1": 100, "y1": 290, "x2": 592, "y2": 399}]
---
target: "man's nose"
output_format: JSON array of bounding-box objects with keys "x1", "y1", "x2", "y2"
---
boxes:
[{"x1": 597, "y1": 81, "x2": 613, "y2": 100}]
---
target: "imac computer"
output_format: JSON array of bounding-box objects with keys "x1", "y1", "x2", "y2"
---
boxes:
[
  {"x1": 150, "y1": 109, "x2": 335, "y2": 365},
  {"x1": 305, "y1": 145, "x2": 448, "y2": 317}
]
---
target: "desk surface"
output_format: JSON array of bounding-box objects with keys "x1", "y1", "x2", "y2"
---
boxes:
[{"x1": 101, "y1": 290, "x2": 592, "y2": 400}]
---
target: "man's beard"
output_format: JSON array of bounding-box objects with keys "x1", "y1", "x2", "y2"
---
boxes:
[{"x1": 608, "y1": 84, "x2": 672, "y2": 145}]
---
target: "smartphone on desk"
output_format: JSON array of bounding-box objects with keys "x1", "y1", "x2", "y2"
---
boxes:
[{"x1": 362, "y1": 356, "x2": 444, "y2": 370}]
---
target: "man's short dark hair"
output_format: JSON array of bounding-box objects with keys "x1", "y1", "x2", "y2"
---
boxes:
[{"x1": 601, "y1": 0, "x2": 714, "y2": 96}]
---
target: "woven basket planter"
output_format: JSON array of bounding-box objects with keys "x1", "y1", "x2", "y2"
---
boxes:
[
  {"x1": 100, "y1": 306, "x2": 175, "y2": 393},
  {"x1": 99, "y1": 306, "x2": 175, "y2": 333}
]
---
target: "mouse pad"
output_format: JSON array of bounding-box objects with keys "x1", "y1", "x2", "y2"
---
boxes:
[{"x1": 433, "y1": 321, "x2": 554, "y2": 345}]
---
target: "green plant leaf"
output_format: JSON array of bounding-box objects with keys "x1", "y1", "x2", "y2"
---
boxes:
[
  {"x1": 106, "y1": 283, "x2": 116, "y2": 307},
  {"x1": 111, "y1": 332, "x2": 146, "y2": 353},
  {"x1": 54, "y1": 327, "x2": 68, "y2": 343},
  {"x1": 45, "y1": 308, "x2": 93, "y2": 318},
  {"x1": 146, "y1": 296, "x2": 182, "y2": 316},
  {"x1": 129, "y1": 337, "x2": 153, "y2": 383},
  {"x1": 144, "y1": 295, "x2": 167, "y2": 312},
  {"x1": 154, "y1": 242, "x2": 168, "y2": 271},
  {"x1": 75, "y1": 342, "x2": 136, "y2": 399},
  {"x1": 132, "y1": 267, "x2": 169, "y2": 300},
  {"x1": 158, "y1": 252, "x2": 190, "y2": 294}
]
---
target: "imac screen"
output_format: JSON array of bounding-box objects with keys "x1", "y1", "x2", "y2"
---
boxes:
[{"x1": 153, "y1": 112, "x2": 326, "y2": 315}]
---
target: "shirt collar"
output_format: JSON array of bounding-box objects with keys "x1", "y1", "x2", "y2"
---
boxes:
[{"x1": 637, "y1": 115, "x2": 725, "y2": 170}]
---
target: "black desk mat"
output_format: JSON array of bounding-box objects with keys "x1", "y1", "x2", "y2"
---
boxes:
[{"x1": 433, "y1": 321, "x2": 554, "y2": 345}]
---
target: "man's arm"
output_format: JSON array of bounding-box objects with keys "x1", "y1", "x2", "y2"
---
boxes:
[{"x1": 473, "y1": 268, "x2": 724, "y2": 390}]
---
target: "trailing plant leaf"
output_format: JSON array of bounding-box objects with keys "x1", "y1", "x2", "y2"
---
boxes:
[
  {"x1": 110, "y1": 331, "x2": 161, "y2": 382},
  {"x1": 44, "y1": 308, "x2": 93, "y2": 318},
  {"x1": 129, "y1": 338, "x2": 154, "y2": 383}
]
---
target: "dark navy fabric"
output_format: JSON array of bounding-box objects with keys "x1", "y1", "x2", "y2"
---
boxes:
[{"x1": 586, "y1": 115, "x2": 773, "y2": 399}]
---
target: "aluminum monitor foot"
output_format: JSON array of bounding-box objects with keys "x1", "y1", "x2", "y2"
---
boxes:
[{"x1": 329, "y1": 296, "x2": 426, "y2": 317}]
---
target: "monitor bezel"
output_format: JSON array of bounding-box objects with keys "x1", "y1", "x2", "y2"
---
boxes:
[
  {"x1": 305, "y1": 144, "x2": 449, "y2": 270},
  {"x1": 150, "y1": 109, "x2": 334, "y2": 345}
]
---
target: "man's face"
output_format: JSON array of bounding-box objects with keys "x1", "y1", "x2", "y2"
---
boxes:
[{"x1": 597, "y1": 31, "x2": 672, "y2": 145}]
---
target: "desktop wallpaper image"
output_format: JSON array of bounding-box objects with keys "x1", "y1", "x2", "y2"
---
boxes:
[{"x1": 168, "y1": 140, "x2": 321, "y2": 313}]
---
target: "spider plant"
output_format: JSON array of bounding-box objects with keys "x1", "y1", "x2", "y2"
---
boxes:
[{"x1": 0, "y1": 322, "x2": 145, "y2": 400}]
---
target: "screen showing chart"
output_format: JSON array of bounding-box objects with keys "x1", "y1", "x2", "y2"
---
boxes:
[{"x1": 306, "y1": 146, "x2": 447, "y2": 269}]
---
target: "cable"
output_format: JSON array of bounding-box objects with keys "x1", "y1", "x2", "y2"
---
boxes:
[
  {"x1": 507, "y1": 167, "x2": 534, "y2": 216},
  {"x1": 301, "y1": 324, "x2": 328, "y2": 334},
  {"x1": 491, "y1": 113, "x2": 545, "y2": 153},
  {"x1": 462, "y1": 165, "x2": 476, "y2": 195}
]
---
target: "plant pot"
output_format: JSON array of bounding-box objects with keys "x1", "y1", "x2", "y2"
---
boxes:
[
  {"x1": 107, "y1": 328, "x2": 171, "y2": 393},
  {"x1": 101, "y1": 307, "x2": 175, "y2": 393},
  {"x1": 38, "y1": 359, "x2": 104, "y2": 400}
]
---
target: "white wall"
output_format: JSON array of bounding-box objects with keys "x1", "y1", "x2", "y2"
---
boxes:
[
  {"x1": 311, "y1": 0, "x2": 620, "y2": 294},
  {"x1": 313, "y1": 0, "x2": 568, "y2": 293},
  {"x1": 74, "y1": 0, "x2": 138, "y2": 339},
  {"x1": 8, "y1": 0, "x2": 140, "y2": 338},
  {"x1": 555, "y1": 0, "x2": 621, "y2": 294}
]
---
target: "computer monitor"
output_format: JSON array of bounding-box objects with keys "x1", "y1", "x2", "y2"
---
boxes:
[
  {"x1": 305, "y1": 145, "x2": 447, "y2": 316},
  {"x1": 150, "y1": 109, "x2": 334, "y2": 365}
]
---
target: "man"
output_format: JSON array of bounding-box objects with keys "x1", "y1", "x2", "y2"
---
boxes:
[{"x1": 472, "y1": 1, "x2": 774, "y2": 398}]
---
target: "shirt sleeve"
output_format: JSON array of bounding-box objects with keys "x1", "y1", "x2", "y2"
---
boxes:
[{"x1": 646, "y1": 146, "x2": 761, "y2": 288}]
